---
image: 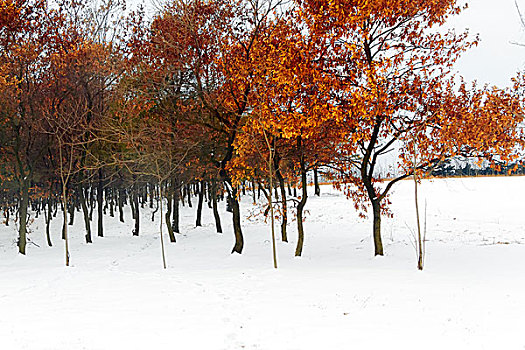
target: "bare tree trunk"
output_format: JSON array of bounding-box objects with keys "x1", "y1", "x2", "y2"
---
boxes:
[
  {"x1": 295, "y1": 137, "x2": 308, "y2": 257},
  {"x1": 251, "y1": 179, "x2": 256, "y2": 204},
  {"x1": 79, "y1": 183, "x2": 92, "y2": 244},
  {"x1": 109, "y1": 188, "x2": 114, "y2": 217},
  {"x1": 413, "y1": 152, "x2": 424, "y2": 270},
  {"x1": 62, "y1": 182, "x2": 70, "y2": 266},
  {"x1": 158, "y1": 180, "x2": 167, "y2": 269},
  {"x1": 133, "y1": 185, "x2": 140, "y2": 236},
  {"x1": 18, "y1": 180, "x2": 29, "y2": 255},
  {"x1": 165, "y1": 181, "x2": 175, "y2": 242},
  {"x1": 118, "y1": 188, "x2": 125, "y2": 222},
  {"x1": 68, "y1": 189, "x2": 75, "y2": 226},
  {"x1": 97, "y1": 168, "x2": 103, "y2": 237},
  {"x1": 230, "y1": 186, "x2": 243, "y2": 254},
  {"x1": 196, "y1": 180, "x2": 205, "y2": 227},
  {"x1": 211, "y1": 180, "x2": 222, "y2": 233},
  {"x1": 313, "y1": 167, "x2": 320, "y2": 196},
  {"x1": 172, "y1": 178, "x2": 180, "y2": 233},
  {"x1": 264, "y1": 132, "x2": 278, "y2": 269},
  {"x1": 296, "y1": 161, "x2": 308, "y2": 257},
  {"x1": 274, "y1": 151, "x2": 288, "y2": 243},
  {"x1": 371, "y1": 199, "x2": 383, "y2": 256},
  {"x1": 186, "y1": 185, "x2": 192, "y2": 208},
  {"x1": 45, "y1": 197, "x2": 53, "y2": 247}
]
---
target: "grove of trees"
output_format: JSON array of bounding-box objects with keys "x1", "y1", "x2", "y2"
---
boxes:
[{"x1": 1, "y1": 0, "x2": 523, "y2": 267}]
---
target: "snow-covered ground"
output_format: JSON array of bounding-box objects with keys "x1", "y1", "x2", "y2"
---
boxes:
[{"x1": 1, "y1": 176, "x2": 525, "y2": 349}]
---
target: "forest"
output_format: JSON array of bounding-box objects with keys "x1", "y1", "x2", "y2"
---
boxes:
[{"x1": 1, "y1": 0, "x2": 524, "y2": 268}]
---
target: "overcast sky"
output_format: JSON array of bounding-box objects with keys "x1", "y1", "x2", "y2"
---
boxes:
[{"x1": 448, "y1": 0, "x2": 525, "y2": 88}]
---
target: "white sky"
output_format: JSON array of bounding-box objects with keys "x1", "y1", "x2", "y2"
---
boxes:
[{"x1": 448, "y1": 0, "x2": 525, "y2": 88}]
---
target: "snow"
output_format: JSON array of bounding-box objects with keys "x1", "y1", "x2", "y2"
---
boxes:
[{"x1": 1, "y1": 176, "x2": 525, "y2": 349}]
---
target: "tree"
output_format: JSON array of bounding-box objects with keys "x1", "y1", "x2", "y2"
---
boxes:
[
  {"x1": 0, "y1": 0, "x2": 53, "y2": 254},
  {"x1": 235, "y1": 10, "x2": 345, "y2": 256},
  {"x1": 297, "y1": 0, "x2": 523, "y2": 256}
]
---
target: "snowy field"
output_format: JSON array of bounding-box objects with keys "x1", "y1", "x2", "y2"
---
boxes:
[{"x1": 1, "y1": 176, "x2": 525, "y2": 349}]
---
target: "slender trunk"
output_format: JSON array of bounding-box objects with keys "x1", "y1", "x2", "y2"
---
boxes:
[
  {"x1": 130, "y1": 189, "x2": 136, "y2": 220},
  {"x1": 158, "y1": 180, "x2": 167, "y2": 269},
  {"x1": 118, "y1": 187, "x2": 125, "y2": 223},
  {"x1": 274, "y1": 155, "x2": 288, "y2": 242},
  {"x1": 79, "y1": 183, "x2": 92, "y2": 244},
  {"x1": 372, "y1": 199, "x2": 383, "y2": 256},
  {"x1": 207, "y1": 184, "x2": 212, "y2": 209},
  {"x1": 211, "y1": 180, "x2": 222, "y2": 233},
  {"x1": 264, "y1": 133, "x2": 278, "y2": 269},
  {"x1": 18, "y1": 181, "x2": 29, "y2": 255},
  {"x1": 251, "y1": 179, "x2": 256, "y2": 204},
  {"x1": 313, "y1": 168, "x2": 320, "y2": 196},
  {"x1": 62, "y1": 182, "x2": 70, "y2": 266},
  {"x1": 45, "y1": 197, "x2": 52, "y2": 247},
  {"x1": 88, "y1": 186, "x2": 94, "y2": 221},
  {"x1": 97, "y1": 169, "x2": 103, "y2": 237},
  {"x1": 166, "y1": 181, "x2": 175, "y2": 242},
  {"x1": 230, "y1": 186, "x2": 243, "y2": 254},
  {"x1": 149, "y1": 183, "x2": 154, "y2": 209},
  {"x1": 196, "y1": 180, "x2": 205, "y2": 227},
  {"x1": 61, "y1": 188, "x2": 67, "y2": 240},
  {"x1": 133, "y1": 186, "x2": 140, "y2": 236},
  {"x1": 109, "y1": 188, "x2": 114, "y2": 217},
  {"x1": 186, "y1": 185, "x2": 193, "y2": 208},
  {"x1": 413, "y1": 152, "x2": 424, "y2": 270},
  {"x1": 295, "y1": 137, "x2": 308, "y2": 257},
  {"x1": 68, "y1": 190, "x2": 75, "y2": 225},
  {"x1": 296, "y1": 164, "x2": 308, "y2": 257},
  {"x1": 414, "y1": 175, "x2": 423, "y2": 270},
  {"x1": 172, "y1": 179, "x2": 180, "y2": 233}
]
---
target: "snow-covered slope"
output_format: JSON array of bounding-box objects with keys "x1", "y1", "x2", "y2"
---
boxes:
[{"x1": 1, "y1": 176, "x2": 524, "y2": 349}]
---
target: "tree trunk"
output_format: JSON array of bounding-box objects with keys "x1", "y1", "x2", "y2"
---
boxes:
[
  {"x1": 133, "y1": 186, "x2": 140, "y2": 236},
  {"x1": 372, "y1": 199, "x2": 384, "y2": 256},
  {"x1": 230, "y1": 186, "x2": 243, "y2": 254},
  {"x1": 313, "y1": 167, "x2": 321, "y2": 196},
  {"x1": 296, "y1": 166, "x2": 308, "y2": 256},
  {"x1": 45, "y1": 197, "x2": 53, "y2": 247},
  {"x1": 68, "y1": 190, "x2": 75, "y2": 225},
  {"x1": 186, "y1": 185, "x2": 192, "y2": 208},
  {"x1": 158, "y1": 180, "x2": 167, "y2": 269},
  {"x1": 211, "y1": 180, "x2": 222, "y2": 233},
  {"x1": 97, "y1": 169, "x2": 103, "y2": 237},
  {"x1": 62, "y1": 182, "x2": 70, "y2": 266},
  {"x1": 295, "y1": 138, "x2": 308, "y2": 257},
  {"x1": 251, "y1": 179, "x2": 256, "y2": 204},
  {"x1": 265, "y1": 134, "x2": 278, "y2": 269},
  {"x1": 118, "y1": 187, "x2": 125, "y2": 223},
  {"x1": 172, "y1": 178, "x2": 180, "y2": 233},
  {"x1": 274, "y1": 154, "x2": 288, "y2": 242},
  {"x1": 196, "y1": 180, "x2": 205, "y2": 227},
  {"x1": 109, "y1": 188, "x2": 114, "y2": 217},
  {"x1": 165, "y1": 181, "x2": 175, "y2": 242},
  {"x1": 79, "y1": 183, "x2": 92, "y2": 244},
  {"x1": 18, "y1": 181, "x2": 29, "y2": 255},
  {"x1": 88, "y1": 186, "x2": 94, "y2": 221}
]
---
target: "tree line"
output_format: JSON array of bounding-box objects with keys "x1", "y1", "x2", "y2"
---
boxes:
[{"x1": 0, "y1": 0, "x2": 523, "y2": 267}]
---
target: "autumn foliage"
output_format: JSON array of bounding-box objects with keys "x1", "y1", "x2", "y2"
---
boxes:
[{"x1": 0, "y1": 0, "x2": 523, "y2": 264}]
